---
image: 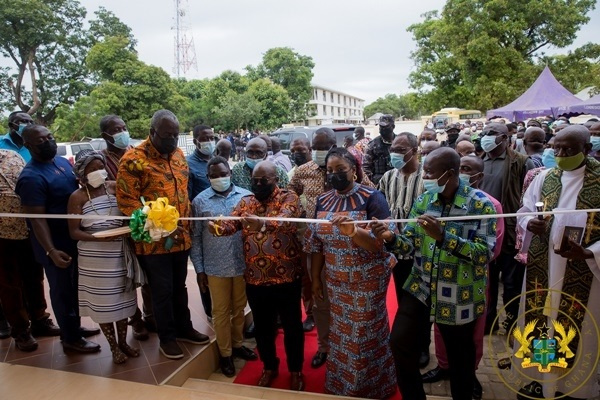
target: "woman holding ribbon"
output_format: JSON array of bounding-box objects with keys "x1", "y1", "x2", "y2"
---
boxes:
[
  {"x1": 304, "y1": 147, "x2": 397, "y2": 398},
  {"x1": 67, "y1": 150, "x2": 139, "y2": 364}
]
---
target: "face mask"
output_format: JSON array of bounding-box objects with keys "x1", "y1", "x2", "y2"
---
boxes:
[
  {"x1": 459, "y1": 173, "x2": 472, "y2": 186},
  {"x1": 555, "y1": 152, "x2": 585, "y2": 171},
  {"x1": 210, "y1": 176, "x2": 231, "y2": 192},
  {"x1": 312, "y1": 150, "x2": 328, "y2": 167},
  {"x1": 516, "y1": 138, "x2": 524, "y2": 148},
  {"x1": 591, "y1": 137, "x2": 600, "y2": 152},
  {"x1": 251, "y1": 183, "x2": 275, "y2": 202},
  {"x1": 327, "y1": 171, "x2": 352, "y2": 191},
  {"x1": 35, "y1": 139, "x2": 57, "y2": 160},
  {"x1": 353, "y1": 133, "x2": 359, "y2": 140},
  {"x1": 480, "y1": 135, "x2": 500, "y2": 153},
  {"x1": 422, "y1": 170, "x2": 448, "y2": 194},
  {"x1": 198, "y1": 140, "x2": 215, "y2": 156},
  {"x1": 541, "y1": 148, "x2": 556, "y2": 168},
  {"x1": 154, "y1": 136, "x2": 178, "y2": 154},
  {"x1": 390, "y1": 151, "x2": 413, "y2": 170},
  {"x1": 292, "y1": 152, "x2": 307, "y2": 167},
  {"x1": 87, "y1": 169, "x2": 108, "y2": 188},
  {"x1": 16, "y1": 123, "x2": 28, "y2": 137},
  {"x1": 112, "y1": 131, "x2": 130, "y2": 149},
  {"x1": 245, "y1": 157, "x2": 262, "y2": 170},
  {"x1": 420, "y1": 140, "x2": 430, "y2": 145}
]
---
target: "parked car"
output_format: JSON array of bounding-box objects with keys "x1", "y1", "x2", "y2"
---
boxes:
[
  {"x1": 89, "y1": 139, "x2": 106, "y2": 151},
  {"x1": 56, "y1": 142, "x2": 95, "y2": 165},
  {"x1": 269, "y1": 124, "x2": 357, "y2": 156}
]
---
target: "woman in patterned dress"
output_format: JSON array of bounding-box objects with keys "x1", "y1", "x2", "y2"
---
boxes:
[
  {"x1": 67, "y1": 150, "x2": 138, "y2": 364},
  {"x1": 304, "y1": 147, "x2": 397, "y2": 398}
]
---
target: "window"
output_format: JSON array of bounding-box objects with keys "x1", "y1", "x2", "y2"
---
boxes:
[
  {"x1": 338, "y1": 107, "x2": 341, "y2": 116},
  {"x1": 343, "y1": 96, "x2": 346, "y2": 106},
  {"x1": 354, "y1": 99, "x2": 356, "y2": 107},
  {"x1": 323, "y1": 105, "x2": 327, "y2": 115},
  {"x1": 322, "y1": 90, "x2": 326, "y2": 102},
  {"x1": 313, "y1": 89, "x2": 317, "y2": 100},
  {"x1": 330, "y1": 93, "x2": 334, "y2": 103},
  {"x1": 57, "y1": 145, "x2": 67, "y2": 156},
  {"x1": 337, "y1": 94, "x2": 340, "y2": 104}
]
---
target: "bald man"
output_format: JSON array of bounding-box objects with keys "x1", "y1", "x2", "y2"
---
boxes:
[
  {"x1": 420, "y1": 140, "x2": 441, "y2": 164},
  {"x1": 371, "y1": 147, "x2": 497, "y2": 400},
  {"x1": 209, "y1": 160, "x2": 305, "y2": 390},
  {"x1": 456, "y1": 138, "x2": 476, "y2": 158},
  {"x1": 215, "y1": 138, "x2": 232, "y2": 161},
  {"x1": 515, "y1": 125, "x2": 600, "y2": 399},
  {"x1": 523, "y1": 127, "x2": 546, "y2": 168},
  {"x1": 231, "y1": 137, "x2": 289, "y2": 191}
]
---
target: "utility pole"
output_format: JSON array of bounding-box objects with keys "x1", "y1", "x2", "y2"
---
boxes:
[{"x1": 173, "y1": 0, "x2": 197, "y2": 78}]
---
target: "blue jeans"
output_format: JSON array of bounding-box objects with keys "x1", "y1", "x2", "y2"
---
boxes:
[{"x1": 138, "y1": 250, "x2": 193, "y2": 343}]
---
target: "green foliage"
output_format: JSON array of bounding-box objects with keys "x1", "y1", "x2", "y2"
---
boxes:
[
  {"x1": 212, "y1": 90, "x2": 261, "y2": 131},
  {"x1": 408, "y1": 0, "x2": 597, "y2": 112},
  {"x1": 246, "y1": 47, "x2": 314, "y2": 122},
  {"x1": 247, "y1": 78, "x2": 291, "y2": 130},
  {"x1": 543, "y1": 43, "x2": 600, "y2": 94},
  {"x1": 364, "y1": 93, "x2": 423, "y2": 120}
]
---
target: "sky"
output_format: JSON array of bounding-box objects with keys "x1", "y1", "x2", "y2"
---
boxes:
[{"x1": 80, "y1": 0, "x2": 599, "y2": 104}]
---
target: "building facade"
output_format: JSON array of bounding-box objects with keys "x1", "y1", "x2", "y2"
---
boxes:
[{"x1": 307, "y1": 85, "x2": 365, "y2": 126}]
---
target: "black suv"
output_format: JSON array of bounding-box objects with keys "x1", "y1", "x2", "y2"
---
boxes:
[{"x1": 269, "y1": 125, "x2": 357, "y2": 155}]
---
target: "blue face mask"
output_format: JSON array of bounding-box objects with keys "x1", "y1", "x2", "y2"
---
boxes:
[
  {"x1": 210, "y1": 176, "x2": 231, "y2": 192},
  {"x1": 390, "y1": 151, "x2": 413, "y2": 170},
  {"x1": 591, "y1": 136, "x2": 600, "y2": 152},
  {"x1": 112, "y1": 131, "x2": 130, "y2": 149},
  {"x1": 198, "y1": 140, "x2": 216, "y2": 156},
  {"x1": 459, "y1": 173, "x2": 472, "y2": 186},
  {"x1": 16, "y1": 123, "x2": 28, "y2": 137},
  {"x1": 245, "y1": 157, "x2": 262, "y2": 170},
  {"x1": 312, "y1": 150, "x2": 328, "y2": 167},
  {"x1": 480, "y1": 135, "x2": 499, "y2": 153},
  {"x1": 541, "y1": 148, "x2": 556, "y2": 168},
  {"x1": 422, "y1": 171, "x2": 449, "y2": 194}
]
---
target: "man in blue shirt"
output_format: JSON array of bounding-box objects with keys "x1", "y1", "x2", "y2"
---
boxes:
[
  {"x1": 187, "y1": 124, "x2": 216, "y2": 319},
  {"x1": 16, "y1": 125, "x2": 101, "y2": 353},
  {"x1": 191, "y1": 156, "x2": 257, "y2": 377},
  {"x1": 0, "y1": 111, "x2": 34, "y2": 162}
]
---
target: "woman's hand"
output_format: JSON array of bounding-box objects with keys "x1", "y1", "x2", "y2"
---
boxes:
[{"x1": 330, "y1": 215, "x2": 356, "y2": 236}]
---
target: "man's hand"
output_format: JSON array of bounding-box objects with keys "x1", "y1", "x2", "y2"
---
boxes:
[
  {"x1": 50, "y1": 250, "x2": 72, "y2": 268},
  {"x1": 554, "y1": 240, "x2": 594, "y2": 260},
  {"x1": 527, "y1": 218, "x2": 548, "y2": 236},
  {"x1": 370, "y1": 218, "x2": 395, "y2": 243},
  {"x1": 169, "y1": 225, "x2": 185, "y2": 245},
  {"x1": 241, "y1": 215, "x2": 262, "y2": 232},
  {"x1": 418, "y1": 215, "x2": 443, "y2": 242},
  {"x1": 196, "y1": 272, "x2": 208, "y2": 293},
  {"x1": 330, "y1": 215, "x2": 355, "y2": 236},
  {"x1": 312, "y1": 278, "x2": 324, "y2": 301}
]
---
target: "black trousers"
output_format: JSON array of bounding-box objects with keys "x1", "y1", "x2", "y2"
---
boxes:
[
  {"x1": 485, "y1": 250, "x2": 524, "y2": 331},
  {"x1": 0, "y1": 238, "x2": 49, "y2": 336},
  {"x1": 392, "y1": 259, "x2": 431, "y2": 355},
  {"x1": 138, "y1": 250, "x2": 193, "y2": 343},
  {"x1": 437, "y1": 320, "x2": 477, "y2": 400},
  {"x1": 390, "y1": 291, "x2": 429, "y2": 400},
  {"x1": 246, "y1": 280, "x2": 304, "y2": 372}
]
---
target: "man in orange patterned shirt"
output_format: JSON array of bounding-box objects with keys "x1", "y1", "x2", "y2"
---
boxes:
[
  {"x1": 209, "y1": 161, "x2": 305, "y2": 391},
  {"x1": 116, "y1": 109, "x2": 209, "y2": 360}
]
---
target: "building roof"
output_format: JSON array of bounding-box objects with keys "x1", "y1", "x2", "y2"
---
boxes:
[{"x1": 311, "y1": 83, "x2": 365, "y2": 101}]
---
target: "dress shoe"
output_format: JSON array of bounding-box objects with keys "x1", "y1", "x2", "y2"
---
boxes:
[
  {"x1": 244, "y1": 322, "x2": 255, "y2": 339},
  {"x1": 473, "y1": 375, "x2": 482, "y2": 400},
  {"x1": 159, "y1": 340, "x2": 184, "y2": 359},
  {"x1": 302, "y1": 316, "x2": 315, "y2": 332},
  {"x1": 421, "y1": 366, "x2": 449, "y2": 383},
  {"x1": 62, "y1": 338, "x2": 101, "y2": 353},
  {"x1": 220, "y1": 356, "x2": 235, "y2": 377},
  {"x1": 290, "y1": 372, "x2": 305, "y2": 391},
  {"x1": 31, "y1": 318, "x2": 61, "y2": 337},
  {"x1": 257, "y1": 369, "x2": 278, "y2": 387},
  {"x1": 311, "y1": 351, "x2": 327, "y2": 368},
  {"x1": 517, "y1": 381, "x2": 544, "y2": 400},
  {"x1": 130, "y1": 318, "x2": 149, "y2": 341},
  {"x1": 15, "y1": 331, "x2": 38, "y2": 352},
  {"x1": 232, "y1": 345, "x2": 258, "y2": 361},
  {"x1": 79, "y1": 327, "x2": 100, "y2": 338},
  {"x1": 418, "y1": 351, "x2": 430, "y2": 368},
  {"x1": 177, "y1": 329, "x2": 210, "y2": 345},
  {"x1": 0, "y1": 318, "x2": 11, "y2": 339}
]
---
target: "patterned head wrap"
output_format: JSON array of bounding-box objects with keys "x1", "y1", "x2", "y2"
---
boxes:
[{"x1": 73, "y1": 149, "x2": 105, "y2": 179}]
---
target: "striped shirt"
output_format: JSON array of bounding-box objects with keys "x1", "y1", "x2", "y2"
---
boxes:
[{"x1": 377, "y1": 166, "x2": 424, "y2": 220}]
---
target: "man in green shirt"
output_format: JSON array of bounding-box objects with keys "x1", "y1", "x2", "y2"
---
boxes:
[{"x1": 372, "y1": 147, "x2": 497, "y2": 400}]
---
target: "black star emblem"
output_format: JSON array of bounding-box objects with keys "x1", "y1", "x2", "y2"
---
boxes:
[{"x1": 537, "y1": 322, "x2": 550, "y2": 338}]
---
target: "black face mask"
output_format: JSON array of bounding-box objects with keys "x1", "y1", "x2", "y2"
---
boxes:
[
  {"x1": 292, "y1": 152, "x2": 307, "y2": 167},
  {"x1": 327, "y1": 171, "x2": 351, "y2": 191},
  {"x1": 35, "y1": 139, "x2": 57, "y2": 160},
  {"x1": 252, "y1": 183, "x2": 275, "y2": 202},
  {"x1": 154, "y1": 136, "x2": 178, "y2": 154}
]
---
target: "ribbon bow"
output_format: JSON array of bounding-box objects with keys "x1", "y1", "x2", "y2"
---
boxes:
[{"x1": 129, "y1": 197, "x2": 179, "y2": 243}]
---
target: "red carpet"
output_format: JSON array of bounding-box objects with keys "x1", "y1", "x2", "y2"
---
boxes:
[{"x1": 234, "y1": 280, "x2": 402, "y2": 399}]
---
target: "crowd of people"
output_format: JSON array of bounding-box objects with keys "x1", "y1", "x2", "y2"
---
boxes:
[{"x1": 1, "y1": 109, "x2": 599, "y2": 400}]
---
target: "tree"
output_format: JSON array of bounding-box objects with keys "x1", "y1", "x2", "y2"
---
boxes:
[
  {"x1": 542, "y1": 43, "x2": 600, "y2": 94},
  {"x1": 0, "y1": 1, "x2": 135, "y2": 125},
  {"x1": 212, "y1": 91, "x2": 261, "y2": 132},
  {"x1": 247, "y1": 78, "x2": 291, "y2": 130},
  {"x1": 364, "y1": 93, "x2": 422, "y2": 120},
  {"x1": 408, "y1": 0, "x2": 597, "y2": 112},
  {"x1": 246, "y1": 47, "x2": 314, "y2": 122}
]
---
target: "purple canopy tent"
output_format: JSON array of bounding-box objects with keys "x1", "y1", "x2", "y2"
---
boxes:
[
  {"x1": 553, "y1": 94, "x2": 600, "y2": 118},
  {"x1": 486, "y1": 67, "x2": 582, "y2": 121}
]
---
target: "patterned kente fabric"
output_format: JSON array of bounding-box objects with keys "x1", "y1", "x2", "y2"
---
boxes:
[
  {"x1": 304, "y1": 183, "x2": 397, "y2": 398},
  {"x1": 525, "y1": 157, "x2": 600, "y2": 361},
  {"x1": 218, "y1": 187, "x2": 302, "y2": 286},
  {"x1": 116, "y1": 138, "x2": 191, "y2": 255},
  {"x1": 389, "y1": 182, "x2": 497, "y2": 325}
]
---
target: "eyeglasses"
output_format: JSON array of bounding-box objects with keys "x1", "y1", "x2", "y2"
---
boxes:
[{"x1": 481, "y1": 130, "x2": 500, "y2": 137}]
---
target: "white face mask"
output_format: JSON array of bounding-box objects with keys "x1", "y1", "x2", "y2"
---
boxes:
[
  {"x1": 87, "y1": 169, "x2": 108, "y2": 188},
  {"x1": 312, "y1": 150, "x2": 328, "y2": 167}
]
